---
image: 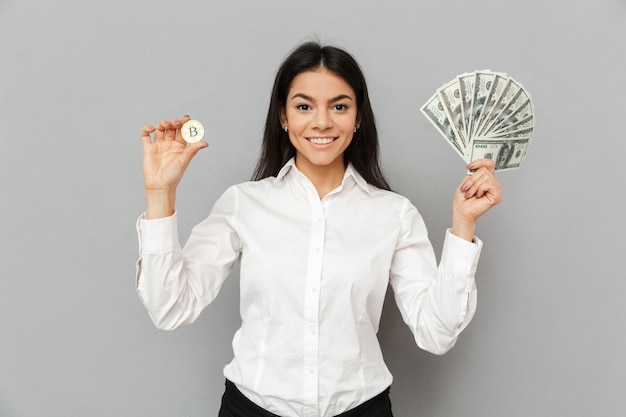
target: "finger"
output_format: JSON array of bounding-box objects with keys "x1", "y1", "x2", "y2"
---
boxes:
[
  {"x1": 474, "y1": 176, "x2": 492, "y2": 199},
  {"x1": 164, "y1": 117, "x2": 180, "y2": 141},
  {"x1": 472, "y1": 158, "x2": 495, "y2": 170},
  {"x1": 186, "y1": 140, "x2": 209, "y2": 154},
  {"x1": 173, "y1": 115, "x2": 192, "y2": 145},
  {"x1": 462, "y1": 159, "x2": 497, "y2": 193},
  {"x1": 467, "y1": 158, "x2": 496, "y2": 174},
  {"x1": 460, "y1": 171, "x2": 480, "y2": 193},
  {"x1": 463, "y1": 172, "x2": 490, "y2": 199},
  {"x1": 154, "y1": 119, "x2": 171, "y2": 142},
  {"x1": 179, "y1": 141, "x2": 209, "y2": 170},
  {"x1": 140, "y1": 125, "x2": 155, "y2": 146},
  {"x1": 474, "y1": 174, "x2": 502, "y2": 201}
]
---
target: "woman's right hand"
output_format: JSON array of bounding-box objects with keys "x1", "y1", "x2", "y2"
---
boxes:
[
  {"x1": 141, "y1": 115, "x2": 208, "y2": 191},
  {"x1": 140, "y1": 115, "x2": 208, "y2": 218}
]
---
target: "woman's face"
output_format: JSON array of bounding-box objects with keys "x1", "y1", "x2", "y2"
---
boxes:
[{"x1": 280, "y1": 67, "x2": 359, "y2": 175}]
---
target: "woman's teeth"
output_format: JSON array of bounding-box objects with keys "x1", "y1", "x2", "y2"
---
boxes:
[{"x1": 308, "y1": 138, "x2": 334, "y2": 145}]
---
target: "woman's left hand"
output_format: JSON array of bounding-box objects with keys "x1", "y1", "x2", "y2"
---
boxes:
[{"x1": 451, "y1": 158, "x2": 503, "y2": 241}]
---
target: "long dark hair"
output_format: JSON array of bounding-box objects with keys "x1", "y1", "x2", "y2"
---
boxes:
[{"x1": 251, "y1": 41, "x2": 391, "y2": 191}]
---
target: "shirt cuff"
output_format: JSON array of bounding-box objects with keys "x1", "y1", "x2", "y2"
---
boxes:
[
  {"x1": 136, "y1": 211, "x2": 179, "y2": 254},
  {"x1": 440, "y1": 228, "x2": 483, "y2": 275}
]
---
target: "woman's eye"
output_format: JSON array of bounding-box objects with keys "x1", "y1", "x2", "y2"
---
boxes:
[
  {"x1": 297, "y1": 104, "x2": 311, "y2": 111},
  {"x1": 334, "y1": 104, "x2": 348, "y2": 111}
]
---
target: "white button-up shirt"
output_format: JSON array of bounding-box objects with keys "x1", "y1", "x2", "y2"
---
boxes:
[{"x1": 136, "y1": 158, "x2": 482, "y2": 417}]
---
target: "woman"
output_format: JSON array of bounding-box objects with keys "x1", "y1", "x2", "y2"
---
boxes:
[{"x1": 137, "y1": 41, "x2": 502, "y2": 417}]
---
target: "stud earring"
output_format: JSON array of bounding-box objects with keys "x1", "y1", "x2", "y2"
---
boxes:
[
  {"x1": 283, "y1": 125, "x2": 288, "y2": 132},
  {"x1": 354, "y1": 126, "x2": 357, "y2": 133}
]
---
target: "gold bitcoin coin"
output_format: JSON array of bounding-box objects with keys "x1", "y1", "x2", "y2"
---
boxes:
[{"x1": 181, "y1": 120, "x2": 205, "y2": 143}]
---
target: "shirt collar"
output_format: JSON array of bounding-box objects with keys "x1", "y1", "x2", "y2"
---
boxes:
[{"x1": 274, "y1": 157, "x2": 371, "y2": 194}]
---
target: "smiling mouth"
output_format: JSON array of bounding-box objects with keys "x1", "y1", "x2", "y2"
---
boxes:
[{"x1": 307, "y1": 137, "x2": 336, "y2": 145}]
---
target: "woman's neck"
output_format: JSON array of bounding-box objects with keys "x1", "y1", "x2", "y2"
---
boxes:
[{"x1": 295, "y1": 157, "x2": 346, "y2": 199}]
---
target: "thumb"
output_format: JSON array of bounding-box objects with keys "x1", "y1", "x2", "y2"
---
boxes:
[
  {"x1": 185, "y1": 140, "x2": 209, "y2": 156},
  {"x1": 179, "y1": 141, "x2": 209, "y2": 170},
  {"x1": 187, "y1": 140, "x2": 209, "y2": 156}
]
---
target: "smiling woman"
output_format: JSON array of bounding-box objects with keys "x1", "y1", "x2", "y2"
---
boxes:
[
  {"x1": 252, "y1": 42, "x2": 390, "y2": 194},
  {"x1": 136, "y1": 41, "x2": 502, "y2": 417},
  {"x1": 280, "y1": 68, "x2": 359, "y2": 198}
]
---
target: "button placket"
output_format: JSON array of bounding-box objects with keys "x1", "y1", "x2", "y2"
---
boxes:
[{"x1": 302, "y1": 186, "x2": 325, "y2": 413}]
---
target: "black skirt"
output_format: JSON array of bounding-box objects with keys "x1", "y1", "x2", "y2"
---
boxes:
[{"x1": 218, "y1": 380, "x2": 393, "y2": 417}]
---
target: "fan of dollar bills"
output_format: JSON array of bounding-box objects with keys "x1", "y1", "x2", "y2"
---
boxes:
[{"x1": 420, "y1": 70, "x2": 534, "y2": 171}]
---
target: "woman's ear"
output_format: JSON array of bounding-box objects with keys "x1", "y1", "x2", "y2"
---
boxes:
[{"x1": 279, "y1": 107, "x2": 287, "y2": 127}]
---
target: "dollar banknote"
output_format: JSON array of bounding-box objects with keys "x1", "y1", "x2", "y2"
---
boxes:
[
  {"x1": 420, "y1": 70, "x2": 534, "y2": 170},
  {"x1": 438, "y1": 79, "x2": 467, "y2": 147},
  {"x1": 421, "y1": 92, "x2": 466, "y2": 160},
  {"x1": 469, "y1": 138, "x2": 530, "y2": 171},
  {"x1": 457, "y1": 72, "x2": 475, "y2": 140}
]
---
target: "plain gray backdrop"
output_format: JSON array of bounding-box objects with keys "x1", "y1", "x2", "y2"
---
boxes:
[{"x1": 1, "y1": 0, "x2": 625, "y2": 416}]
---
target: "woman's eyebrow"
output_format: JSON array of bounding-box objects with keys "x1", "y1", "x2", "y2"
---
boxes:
[{"x1": 290, "y1": 93, "x2": 354, "y2": 102}]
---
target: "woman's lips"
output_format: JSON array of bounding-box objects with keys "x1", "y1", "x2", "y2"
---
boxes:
[{"x1": 307, "y1": 137, "x2": 336, "y2": 145}]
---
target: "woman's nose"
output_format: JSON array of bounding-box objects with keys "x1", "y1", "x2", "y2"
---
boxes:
[{"x1": 312, "y1": 110, "x2": 333, "y2": 129}]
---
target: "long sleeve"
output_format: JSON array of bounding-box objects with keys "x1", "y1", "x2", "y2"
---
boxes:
[
  {"x1": 389, "y1": 200, "x2": 482, "y2": 355},
  {"x1": 135, "y1": 187, "x2": 242, "y2": 330}
]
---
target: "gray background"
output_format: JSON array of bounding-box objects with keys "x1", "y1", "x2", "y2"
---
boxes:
[{"x1": 1, "y1": 0, "x2": 625, "y2": 416}]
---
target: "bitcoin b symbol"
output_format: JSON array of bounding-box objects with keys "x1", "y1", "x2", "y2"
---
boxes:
[{"x1": 181, "y1": 120, "x2": 205, "y2": 143}]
